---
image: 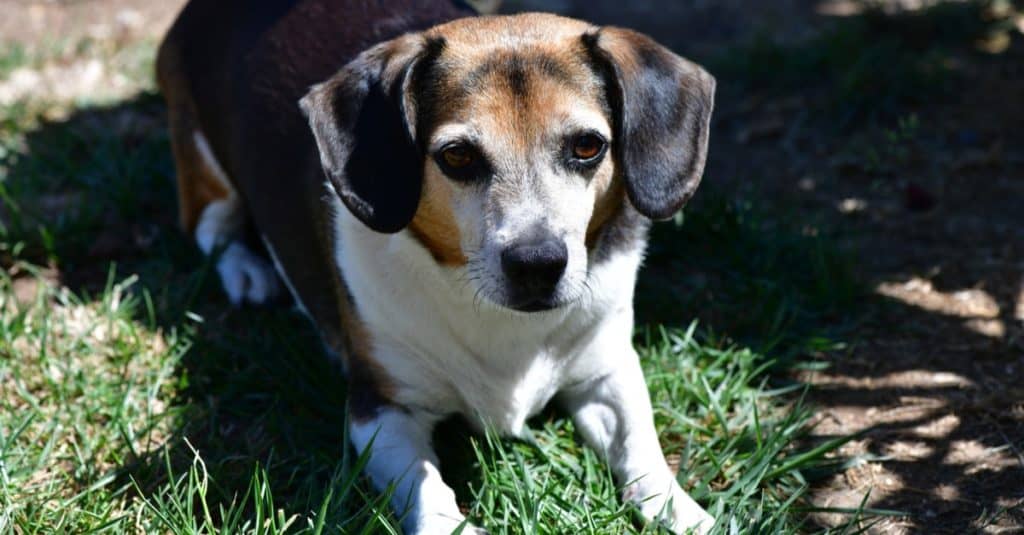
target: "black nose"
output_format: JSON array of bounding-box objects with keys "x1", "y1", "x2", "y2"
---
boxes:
[{"x1": 501, "y1": 238, "x2": 568, "y2": 294}]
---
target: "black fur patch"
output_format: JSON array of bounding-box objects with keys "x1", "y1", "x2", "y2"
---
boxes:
[
  {"x1": 303, "y1": 37, "x2": 447, "y2": 233},
  {"x1": 338, "y1": 77, "x2": 423, "y2": 232},
  {"x1": 582, "y1": 29, "x2": 715, "y2": 221}
]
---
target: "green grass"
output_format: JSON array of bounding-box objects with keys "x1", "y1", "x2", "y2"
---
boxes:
[
  {"x1": 0, "y1": 266, "x2": 872, "y2": 533},
  {"x1": 0, "y1": 43, "x2": 29, "y2": 79},
  {"x1": 0, "y1": 34, "x2": 876, "y2": 535},
  {"x1": 464, "y1": 326, "x2": 882, "y2": 534},
  {"x1": 638, "y1": 199, "x2": 861, "y2": 362}
]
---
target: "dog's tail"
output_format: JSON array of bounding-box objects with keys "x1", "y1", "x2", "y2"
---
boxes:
[{"x1": 464, "y1": 0, "x2": 502, "y2": 14}]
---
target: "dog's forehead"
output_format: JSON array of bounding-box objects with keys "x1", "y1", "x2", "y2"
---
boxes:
[
  {"x1": 422, "y1": 14, "x2": 606, "y2": 125},
  {"x1": 427, "y1": 13, "x2": 593, "y2": 52}
]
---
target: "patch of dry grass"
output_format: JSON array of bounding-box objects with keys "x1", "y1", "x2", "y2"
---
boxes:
[{"x1": 0, "y1": 266, "x2": 188, "y2": 532}]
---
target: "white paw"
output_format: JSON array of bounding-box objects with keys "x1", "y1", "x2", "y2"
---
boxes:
[
  {"x1": 629, "y1": 481, "x2": 715, "y2": 535},
  {"x1": 216, "y1": 242, "x2": 281, "y2": 305}
]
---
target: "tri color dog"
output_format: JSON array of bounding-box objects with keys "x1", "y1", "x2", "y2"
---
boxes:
[{"x1": 157, "y1": 1, "x2": 715, "y2": 532}]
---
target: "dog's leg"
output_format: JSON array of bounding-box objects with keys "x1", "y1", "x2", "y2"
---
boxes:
[
  {"x1": 160, "y1": 35, "x2": 280, "y2": 306},
  {"x1": 181, "y1": 130, "x2": 280, "y2": 305},
  {"x1": 350, "y1": 408, "x2": 483, "y2": 534},
  {"x1": 562, "y1": 353, "x2": 714, "y2": 534}
]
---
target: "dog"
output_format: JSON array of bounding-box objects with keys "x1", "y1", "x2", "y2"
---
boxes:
[{"x1": 157, "y1": 1, "x2": 715, "y2": 533}]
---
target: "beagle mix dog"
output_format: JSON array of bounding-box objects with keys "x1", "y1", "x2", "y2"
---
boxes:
[{"x1": 157, "y1": 1, "x2": 715, "y2": 533}]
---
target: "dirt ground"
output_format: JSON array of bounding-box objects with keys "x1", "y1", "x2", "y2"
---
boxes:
[
  {"x1": 3, "y1": 0, "x2": 1022, "y2": 533},
  {"x1": 0, "y1": 0, "x2": 179, "y2": 45}
]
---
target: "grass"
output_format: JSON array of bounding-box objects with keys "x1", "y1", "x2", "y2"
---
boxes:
[
  {"x1": 0, "y1": 43, "x2": 29, "y2": 80},
  {"x1": 0, "y1": 267, "x2": 870, "y2": 533},
  {"x1": 638, "y1": 199, "x2": 861, "y2": 363},
  {"x1": 464, "y1": 326, "x2": 879, "y2": 534},
  {"x1": 0, "y1": 23, "x2": 889, "y2": 535}
]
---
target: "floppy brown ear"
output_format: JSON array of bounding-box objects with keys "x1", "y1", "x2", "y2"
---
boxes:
[
  {"x1": 584, "y1": 28, "x2": 716, "y2": 220},
  {"x1": 300, "y1": 35, "x2": 444, "y2": 233}
]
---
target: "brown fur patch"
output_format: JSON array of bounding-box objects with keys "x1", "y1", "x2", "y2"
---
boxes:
[
  {"x1": 157, "y1": 38, "x2": 232, "y2": 233},
  {"x1": 586, "y1": 174, "x2": 625, "y2": 249},
  {"x1": 409, "y1": 165, "x2": 467, "y2": 265},
  {"x1": 171, "y1": 125, "x2": 233, "y2": 233},
  {"x1": 420, "y1": 14, "x2": 602, "y2": 133},
  {"x1": 337, "y1": 284, "x2": 396, "y2": 422}
]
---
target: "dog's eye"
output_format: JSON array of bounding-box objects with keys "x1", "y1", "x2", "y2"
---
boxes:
[
  {"x1": 571, "y1": 133, "x2": 607, "y2": 161},
  {"x1": 441, "y1": 145, "x2": 475, "y2": 169}
]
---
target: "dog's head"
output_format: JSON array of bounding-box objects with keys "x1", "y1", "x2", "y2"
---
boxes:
[{"x1": 301, "y1": 14, "x2": 714, "y2": 313}]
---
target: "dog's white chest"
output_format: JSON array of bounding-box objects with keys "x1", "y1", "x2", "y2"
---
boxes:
[
  {"x1": 448, "y1": 348, "x2": 564, "y2": 434},
  {"x1": 333, "y1": 208, "x2": 633, "y2": 435}
]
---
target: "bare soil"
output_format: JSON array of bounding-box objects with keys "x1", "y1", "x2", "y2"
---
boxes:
[{"x1": 0, "y1": 0, "x2": 179, "y2": 45}]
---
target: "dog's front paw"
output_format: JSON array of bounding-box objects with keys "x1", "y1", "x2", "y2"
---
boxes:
[
  {"x1": 216, "y1": 242, "x2": 280, "y2": 305},
  {"x1": 628, "y1": 481, "x2": 715, "y2": 535}
]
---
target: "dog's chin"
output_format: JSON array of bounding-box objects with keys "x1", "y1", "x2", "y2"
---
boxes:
[
  {"x1": 472, "y1": 282, "x2": 576, "y2": 314},
  {"x1": 507, "y1": 298, "x2": 562, "y2": 313},
  {"x1": 474, "y1": 291, "x2": 566, "y2": 314},
  {"x1": 501, "y1": 290, "x2": 574, "y2": 313}
]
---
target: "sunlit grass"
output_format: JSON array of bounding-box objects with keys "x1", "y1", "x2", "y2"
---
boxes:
[{"x1": 0, "y1": 263, "x2": 874, "y2": 533}]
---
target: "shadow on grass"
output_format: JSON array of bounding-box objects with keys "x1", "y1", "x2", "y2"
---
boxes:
[{"x1": 0, "y1": 94, "x2": 389, "y2": 528}]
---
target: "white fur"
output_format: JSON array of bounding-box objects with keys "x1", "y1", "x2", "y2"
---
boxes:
[
  {"x1": 351, "y1": 408, "x2": 484, "y2": 534},
  {"x1": 192, "y1": 131, "x2": 280, "y2": 305},
  {"x1": 333, "y1": 199, "x2": 714, "y2": 534},
  {"x1": 215, "y1": 242, "x2": 280, "y2": 306}
]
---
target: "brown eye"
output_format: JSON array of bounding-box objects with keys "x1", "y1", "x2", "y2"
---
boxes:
[
  {"x1": 572, "y1": 133, "x2": 606, "y2": 161},
  {"x1": 441, "y1": 145, "x2": 474, "y2": 169}
]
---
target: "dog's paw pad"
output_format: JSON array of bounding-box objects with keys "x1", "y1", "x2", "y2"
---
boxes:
[{"x1": 216, "y1": 242, "x2": 280, "y2": 305}]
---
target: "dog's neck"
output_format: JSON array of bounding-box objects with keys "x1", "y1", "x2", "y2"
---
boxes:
[{"x1": 331, "y1": 200, "x2": 645, "y2": 433}]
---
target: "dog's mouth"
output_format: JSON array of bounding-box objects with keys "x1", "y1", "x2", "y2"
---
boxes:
[
  {"x1": 506, "y1": 297, "x2": 561, "y2": 313},
  {"x1": 502, "y1": 284, "x2": 576, "y2": 313}
]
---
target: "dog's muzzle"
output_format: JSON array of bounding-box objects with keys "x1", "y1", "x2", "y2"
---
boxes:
[{"x1": 500, "y1": 236, "x2": 568, "y2": 312}]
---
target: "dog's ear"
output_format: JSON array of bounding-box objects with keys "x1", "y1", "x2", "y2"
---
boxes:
[
  {"x1": 301, "y1": 35, "x2": 444, "y2": 233},
  {"x1": 584, "y1": 28, "x2": 715, "y2": 220}
]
